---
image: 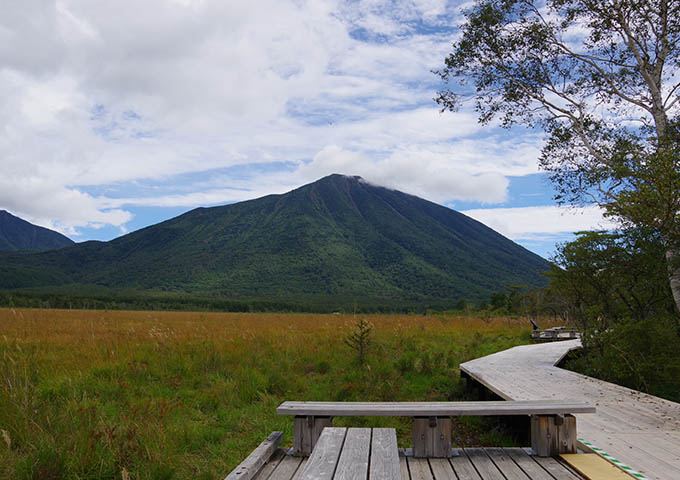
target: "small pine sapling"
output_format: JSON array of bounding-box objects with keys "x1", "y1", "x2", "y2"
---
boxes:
[{"x1": 344, "y1": 318, "x2": 374, "y2": 366}]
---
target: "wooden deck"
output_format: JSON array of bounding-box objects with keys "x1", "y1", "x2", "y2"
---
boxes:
[
  {"x1": 252, "y1": 446, "x2": 585, "y2": 480},
  {"x1": 460, "y1": 339, "x2": 680, "y2": 480}
]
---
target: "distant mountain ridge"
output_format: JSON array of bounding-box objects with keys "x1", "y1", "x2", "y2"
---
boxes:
[
  {"x1": 0, "y1": 210, "x2": 74, "y2": 251},
  {"x1": 0, "y1": 175, "x2": 549, "y2": 305}
]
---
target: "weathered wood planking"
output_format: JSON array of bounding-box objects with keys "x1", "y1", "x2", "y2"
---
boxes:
[
  {"x1": 297, "y1": 427, "x2": 346, "y2": 480},
  {"x1": 484, "y1": 448, "x2": 530, "y2": 480},
  {"x1": 406, "y1": 458, "x2": 433, "y2": 480},
  {"x1": 465, "y1": 448, "x2": 505, "y2": 480},
  {"x1": 251, "y1": 449, "x2": 286, "y2": 480},
  {"x1": 428, "y1": 458, "x2": 456, "y2": 480},
  {"x1": 370, "y1": 428, "x2": 401, "y2": 480},
  {"x1": 460, "y1": 339, "x2": 680, "y2": 480},
  {"x1": 399, "y1": 453, "x2": 409, "y2": 480},
  {"x1": 449, "y1": 450, "x2": 482, "y2": 480},
  {"x1": 262, "y1": 454, "x2": 304, "y2": 480},
  {"x1": 503, "y1": 448, "x2": 557, "y2": 480},
  {"x1": 225, "y1": 431, "x2": 283, "y2": 480},
  {"x1": 334, "y1": 428, "x2": 370, "y2": 480},
  {"x1": 247, "y1": 447, "x2": 586, "y2": 480},
  {"x1": 277, "y1": 400, "x2": 594, "y2": 416}
]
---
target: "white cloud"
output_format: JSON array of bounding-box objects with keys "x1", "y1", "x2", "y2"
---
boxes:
[
  {"x1": 0, "y1": 0, "x2": 546, "y2": 236},
  {"x1": 461, "y1": 205, "x2": 620, "y2": 241},
  {"x1": 296, "y1": 144, "x2": 510, "y2": 203}
]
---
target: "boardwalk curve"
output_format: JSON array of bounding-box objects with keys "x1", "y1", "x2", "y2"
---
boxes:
[{"x1": 460, "y1": 339, "x2": 680, "y2": 480}]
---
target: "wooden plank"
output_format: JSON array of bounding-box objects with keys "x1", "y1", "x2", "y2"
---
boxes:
[
  {"x1": 407, "y1": 458, "x2": 433, "y2": 480},
  {"x1": 277, "y1": 400, "x2": 595, "y2": 416},
  {"x1": 252, "y1": 449, "x2": 286, "y2": 480},
  {"x1": 399, "y1": 452, "x2": 410, "y2": 480},
  {"x1": 449, "y1": 450, "x2": 482, "y2": 480},
  {"x1": 484, "y1": 448, "x2": 529, "y2": 480},
  {"x1": 524, "y1": 451, "x2": 582, "y2": 480},
  {"x1": 503, "y1": 448, "x2": 556, "y2": 480},
  {"x1": 428, "y1": 458, "x2": 455, "y2": 480},
  {"x1": 225, "y1": 432, "x2": 283, "y2": 480},
  {"x1": 268, "y1": 455, "x2": 304, "y2": 480},
  {"x1": 334, "y1": 428, "x2": 370, "y2": 480},
  {"x1": 297, "y1": 427, "x2": 346, "y2": 480},
  {"x1": 291, "y1": 459, "x2": 307, "y2": 480},
  {"x1": 464, "y1": 448, "x2": 505, "y2": 480},
  {"x1": 370, "y1": 428, "x2": 401, "y2": 480},
  {"x1": 560, "y1": 454, "x2": 633, "y2": 480}
]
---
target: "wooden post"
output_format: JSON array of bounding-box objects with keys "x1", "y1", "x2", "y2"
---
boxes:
[
  {"x1": 293, "y1": 416, "x2": 333, "y2": 456},
  {"x1": 412, "y1": 417, "x2": 452, "y2": 458},
  {"x1": 531, "y1": 414, "x2": 577, "y2": 457}
]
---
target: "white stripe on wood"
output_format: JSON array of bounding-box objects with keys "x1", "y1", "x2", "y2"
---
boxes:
[
  {"x1": 369, "y1": 428, "x2": 401, "y2": 480},
  {"x1": 225, "y1": 432, "x2": 283, "y2": 480},
  {"x1": 297, "y1": 427, "x2": 346, "y2": 480}
]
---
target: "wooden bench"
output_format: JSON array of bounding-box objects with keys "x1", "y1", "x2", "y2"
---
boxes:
[{"x1": 277, "y1": 400, "x2": 596, "y2": 458}]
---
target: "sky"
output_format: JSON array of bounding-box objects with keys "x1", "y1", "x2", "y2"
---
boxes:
[{"x1": 0, "y1": 0, "x2": 619, "y2": 259}]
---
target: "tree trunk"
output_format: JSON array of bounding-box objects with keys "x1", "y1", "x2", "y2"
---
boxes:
[{"x1": 665, "y1": 249, "x2": 680, "y2": 314}]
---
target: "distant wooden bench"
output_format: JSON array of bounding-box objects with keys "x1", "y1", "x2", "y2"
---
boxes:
[
  {"x1": 277, "y1": 400, "x2": 595, "y2": 458},
  {"x1": 531, "y1": 326, "x2": 580, "y2": 341}
]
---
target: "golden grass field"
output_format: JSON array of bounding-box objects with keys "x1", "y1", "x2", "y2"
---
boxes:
[{"x1": 0, "y1": 308, "x2": 554, "y2": 479}]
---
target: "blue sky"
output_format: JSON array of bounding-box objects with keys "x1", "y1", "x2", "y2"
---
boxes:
[{"x1": 0, "y1": 0, "x2": 616, "y2": 259}]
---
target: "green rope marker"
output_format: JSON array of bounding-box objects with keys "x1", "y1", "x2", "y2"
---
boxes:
[{"x1": 578, "y1": 438, "x2": 648, "y2": 479}]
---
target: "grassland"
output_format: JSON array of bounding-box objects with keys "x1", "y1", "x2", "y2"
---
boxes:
[{"x1": 0, "y1": 308, "x2": 553, "y2": 479}]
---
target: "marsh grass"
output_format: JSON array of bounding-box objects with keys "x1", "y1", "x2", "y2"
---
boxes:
[{"x1": 0, "y1": 308, "x2": 556, "y2": 479}]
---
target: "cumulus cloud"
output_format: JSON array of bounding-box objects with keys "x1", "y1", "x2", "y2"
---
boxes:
[
  {"x1": 297, "y1": 144, "x2": 510, "y2": 203},
  {"x1": 461, "y1": 206, "x2": 621, "y2": 241},
  {"x1": 0, "y1": 0, "x2": 549, "y2": 237}
]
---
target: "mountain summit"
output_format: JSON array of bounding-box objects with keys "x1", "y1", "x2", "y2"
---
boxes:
[
  {"x1": 0, "y1": 210, "x2": 74, "y2": 251},
  {"x1": 0, "y1": 175, "x2": 548, "y2": 305}
]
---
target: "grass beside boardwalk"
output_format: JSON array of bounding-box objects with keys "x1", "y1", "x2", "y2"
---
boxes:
[{"x1": 0, "y1": 309, "x2": 548, "y2": 479}]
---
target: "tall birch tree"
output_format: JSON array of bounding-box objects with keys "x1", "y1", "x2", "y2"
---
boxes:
[{"x1": 436, "y1": 0, "x2": 680, "y2": 312}]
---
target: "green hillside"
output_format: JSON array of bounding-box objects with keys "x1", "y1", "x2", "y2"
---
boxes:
[
  {"x1": 0, "y1": 175, "x2": 549, "y2": 306},
  {"x1": 0, "y1": 210, "x2": 74, "y2": 251}
]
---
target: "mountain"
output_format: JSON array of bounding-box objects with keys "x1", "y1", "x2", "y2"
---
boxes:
[
  {"x1": 0, "y1": 175, "x2": 549, "y2": 305},
  {"x1": 0, "y1": 210, "x2": 74, "y2": 251}
]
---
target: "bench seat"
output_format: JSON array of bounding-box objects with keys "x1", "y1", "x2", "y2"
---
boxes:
[
  {"x1": 277, "y1": 400, "x2": 595, "y2": 416},
  {"x1": 277, "y1": 400, "x2": 595, "y2": 458}
]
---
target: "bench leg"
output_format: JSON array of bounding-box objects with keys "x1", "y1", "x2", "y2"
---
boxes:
[
  {"x1": 412, "y1": 417, "x2": 452, "y2": 458},
  {"x1": 531, "y1": 414, "x2": 577, "y2": 457},
  {"x1": 293, "y1": 416, "x2": 333, "y2": 456}
]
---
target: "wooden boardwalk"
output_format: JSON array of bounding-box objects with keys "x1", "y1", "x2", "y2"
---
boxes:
[
  {"x1": 460, "y1": 339, "x2": 680, "y2": 480},
  {"x1": 251, "y1": 446, "x2": 585, "y2": 480}
]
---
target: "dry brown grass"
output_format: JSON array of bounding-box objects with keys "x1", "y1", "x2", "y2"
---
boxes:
[{"x1": 0, "y1": 308, "x2": 556, "y2": 479}]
